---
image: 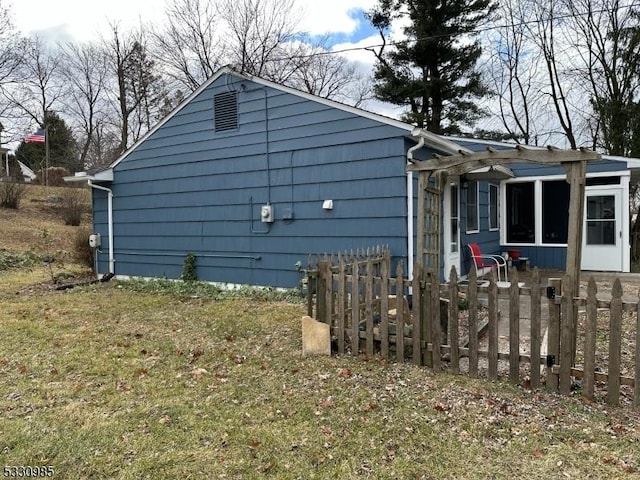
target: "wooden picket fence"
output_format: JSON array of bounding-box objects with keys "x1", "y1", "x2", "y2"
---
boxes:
[{"x1": 307, "y1": 248, "x2": 640, "y2": 407}]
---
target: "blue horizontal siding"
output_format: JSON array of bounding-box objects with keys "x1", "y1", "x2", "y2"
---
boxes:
[{"x1": 94, "y1": 73, "x2": 412, "y2": 286}]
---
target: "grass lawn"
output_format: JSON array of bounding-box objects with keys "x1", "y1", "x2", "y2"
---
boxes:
[{"x1": 0, "y1": 267, "x2": 639, "y2": 479}]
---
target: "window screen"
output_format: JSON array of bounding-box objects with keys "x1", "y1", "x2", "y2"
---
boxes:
[{"x1": 506, "y1": 182, "x2": 535, "y2": 243}]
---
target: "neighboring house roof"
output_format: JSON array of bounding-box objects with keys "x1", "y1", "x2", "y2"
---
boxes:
[
  {"x1": 102, "y1": 66, "x2": 469, "y2": 176},
  {"x1": 18, "y1": 160, "x2": 36, "y2": 181}
]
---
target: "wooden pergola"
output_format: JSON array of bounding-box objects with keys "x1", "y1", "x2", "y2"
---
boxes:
[{"x1": 407, "y1": 144, "x2": 601, "y2": 300}]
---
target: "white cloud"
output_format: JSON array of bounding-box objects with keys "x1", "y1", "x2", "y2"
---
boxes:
[
  {"x1": 12, "y1": 0, "x2": 164, "y2": 42},
  {"x1": 298, "y1": 0, "x2": 376, "y2": 35},
  {"x1": 13, "y1": 1, "x2": 378, "y2": 43}
]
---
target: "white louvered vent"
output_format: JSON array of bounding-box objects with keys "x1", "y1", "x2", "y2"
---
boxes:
[{"x1": 214, "y1": 91, "x2": 238, "y2": 132}]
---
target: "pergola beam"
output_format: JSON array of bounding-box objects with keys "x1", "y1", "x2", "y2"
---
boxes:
[{"x1": 408, "y1": 146, "x2": 601, "y2": 175}]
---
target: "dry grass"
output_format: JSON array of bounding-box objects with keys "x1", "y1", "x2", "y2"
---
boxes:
[
  {"x1": 0, "y1": 184, "x2": 91, "y2": 254},
  {"x1": 0, "y1": 269, "x2": 639, "y2": 479}
]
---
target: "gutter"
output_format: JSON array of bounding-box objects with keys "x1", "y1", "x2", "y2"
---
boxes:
[
  {"x1": 87, "y1": 180, "x2": 115, "y2": 275},
  {"x1": 406, "y1": 136, "x2": 426, "y2": 280}
]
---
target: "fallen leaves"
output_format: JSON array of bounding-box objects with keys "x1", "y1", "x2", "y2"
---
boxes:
[
  {"x1": 158, "y1": 415, "x2": 172, "y2": 426},
  {"x1": 190, "y1": 367, "x2": 208, "y2": 378}
]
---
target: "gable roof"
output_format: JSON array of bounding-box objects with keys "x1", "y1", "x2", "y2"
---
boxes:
[{"x1": 104, "y1": 66, "x2": 467, "y2": 173}]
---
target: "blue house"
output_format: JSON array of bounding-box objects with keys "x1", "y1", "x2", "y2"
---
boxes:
[{"x1": 69, "y1": 67, "x2": 639, "y2": 287}]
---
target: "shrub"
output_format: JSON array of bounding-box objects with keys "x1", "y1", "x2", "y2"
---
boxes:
[
  {"x1": 181, "y1": 252, "x2": 197, "y2": 282},
  {"x1": 0, "y1": 181, "x2": 26, "y2": 209},
  {"x1": 74, "y1": 227, "x2": 95, "y2": 270},
  {"x1": 36, "y1": 167, "x2": 71, "y2": 187},
  {"x1": 61, "y1": 187, "x2": 88, "y2": 226}
]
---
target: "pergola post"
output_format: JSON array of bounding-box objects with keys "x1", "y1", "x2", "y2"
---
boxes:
[{"x1": 563, "y1": 160, "x2": 587, "y2": 369}]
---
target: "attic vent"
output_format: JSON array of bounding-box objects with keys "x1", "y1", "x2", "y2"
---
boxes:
[{"x1": 214, "y1": 91, "x2": 238, "y2": 132}]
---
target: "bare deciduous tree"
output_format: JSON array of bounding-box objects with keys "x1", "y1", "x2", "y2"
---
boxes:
[
  {"x1": 526, "y1": 0, "x2": 579, "y2": 148},
  {"x1": 563, "y1": 0, "x2": 640, "y2": 156},
  {"x1": 152, "y1": 0, "x2": 224, "y2": 93},
  {"x1": 103, "y1": 24, "x2": 161, "y2": 154},
  {"x1": 59, "y1": 41, "x2": 110, "y2": 168},
  {"x1": 5, "y1": 36, "x2": 64, "y2": 129},
  {"x1": 0, "y1": 0, "x2": 24, "y2": 125},
  {"x1": 217, "y1": 0, "x2": 301, "y2": 77},
  {"x1": 484, "y1": 0, "x2": 546, "y2": 144},
  {"x1": 284, "y1": 38, "x2": 373, "y2": 106}
]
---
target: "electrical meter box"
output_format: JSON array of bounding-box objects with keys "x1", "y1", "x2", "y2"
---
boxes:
[
  {"x1": 89, "y1": 233, "x2": 101, "y2": 248},
  {"x1": 260, "y1": 204, "x2": 274, "y2": 223}
]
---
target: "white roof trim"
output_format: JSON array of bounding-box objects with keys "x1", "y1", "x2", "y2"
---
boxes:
[
  {"x1": 106, "y1": 66, "x2": 464, "y2": 170},
  {"x1": 64, "y1": 169, "x2": 113, "y2": 183}
]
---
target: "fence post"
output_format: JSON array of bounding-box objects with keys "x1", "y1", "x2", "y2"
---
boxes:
[
  {"x1": 380, "y1": 255, "x2": 390, "y2": 359},
  {"x1": 529, "y1": 268, "x2": 541, "y2": 389},
  {"x1": 422, "y1": 276, "x2": 432, "y2": 368},
  {"x1": 583, "y1": 277, "x2": 597, "y2": 400},
  {"x1": 487, "y1": 272, "x2": 499, "y2": 380},
  {"x1": 337, "y1": 257, "x2": 346, "y2": 355},
  {"x1": 351, "y1": 261, "x2": 360, "y2": 355},
  {"x1": 412, "y1": 261, "x2": 423, "y2": 366},
  {"x1": 468, "y1": 266, "x2": 478, "y2": 377},
  {"x1": 365, "y1": 260, "x2": 374, "y2": 357},
  {"x1": 316, "y1": 260, "x2": 328, "y2": 323},
  {"x1": 395, "y1": 261, "x2": 405, "y2": 363},
  {"x1": 546, "y1": 278, "x2": 562, "y2": 392},
  {"x1": 559, "y1": 274, "x2": 574, "y2": 395},
  {"x1": 607, "y1": 278, "x2": 623, "y2": 407},
  {"x1": 509, "y1": 267, "x2": 520, "y2": 384},
  {"x1": 430, "y1": 271, "x2": 442, "y2": 371},
  {"x1": 449, "y1": 267, "x2": 459, "y2": 374}
]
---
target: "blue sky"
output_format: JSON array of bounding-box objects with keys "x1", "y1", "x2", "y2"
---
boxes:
[{"x1": 318, "y1": 8, "x2": 378, "y2": 47}]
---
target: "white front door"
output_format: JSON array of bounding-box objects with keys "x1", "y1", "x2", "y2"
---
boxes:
[
  {"x1": 582, "y1": 188, "x2": 623, "y2": 271},
  {"x1": 443, "y1": 180, "x2": 460, "y2": 279}
]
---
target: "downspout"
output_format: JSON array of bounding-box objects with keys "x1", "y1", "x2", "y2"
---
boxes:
[
  {"x1": 406, "y1": 136, "x2": 426, "y2": 281},
  {"x1": 88, "y1": 180, "x2": 114, "y2": 275}
]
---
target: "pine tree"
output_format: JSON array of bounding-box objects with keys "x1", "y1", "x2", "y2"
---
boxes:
[
  {"x1": 368, "y1": 0, "x2": 496, "y2": 134},
  {"x1": 15, "y1": 112, "x2": 79, "y2": 174}
]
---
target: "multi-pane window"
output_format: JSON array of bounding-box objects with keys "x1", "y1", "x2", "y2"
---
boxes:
[{"x1": 450, "y1": 184, "x2": 459, "y2": 252}]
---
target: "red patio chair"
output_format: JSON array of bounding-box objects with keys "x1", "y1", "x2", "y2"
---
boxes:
[{"x1": 467, "y1": 243, "x2": 508, "y2": 282}]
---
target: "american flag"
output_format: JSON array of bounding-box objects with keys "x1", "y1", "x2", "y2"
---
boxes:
[{"x1": 25, "y1": 128, "x2": 45, "y2": 143}]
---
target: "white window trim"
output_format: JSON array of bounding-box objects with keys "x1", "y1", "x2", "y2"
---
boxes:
[
  {"x1": 489, "y1": 183, "x2": 499, "y2": 231},
  {"x1": 500, "y1": 170, "x2": 631, "y2": 247},
  {"x1": 466, "y1": 181, "x2": 480, "y2": 234}
]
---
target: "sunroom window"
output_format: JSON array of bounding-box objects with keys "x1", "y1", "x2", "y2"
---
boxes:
[
  {"x1": 505, "y1": 182, "x2": 535, "y2": 243},
  {"x1": 542, "y1": 180, "x2": 569, "y2": 244}
]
